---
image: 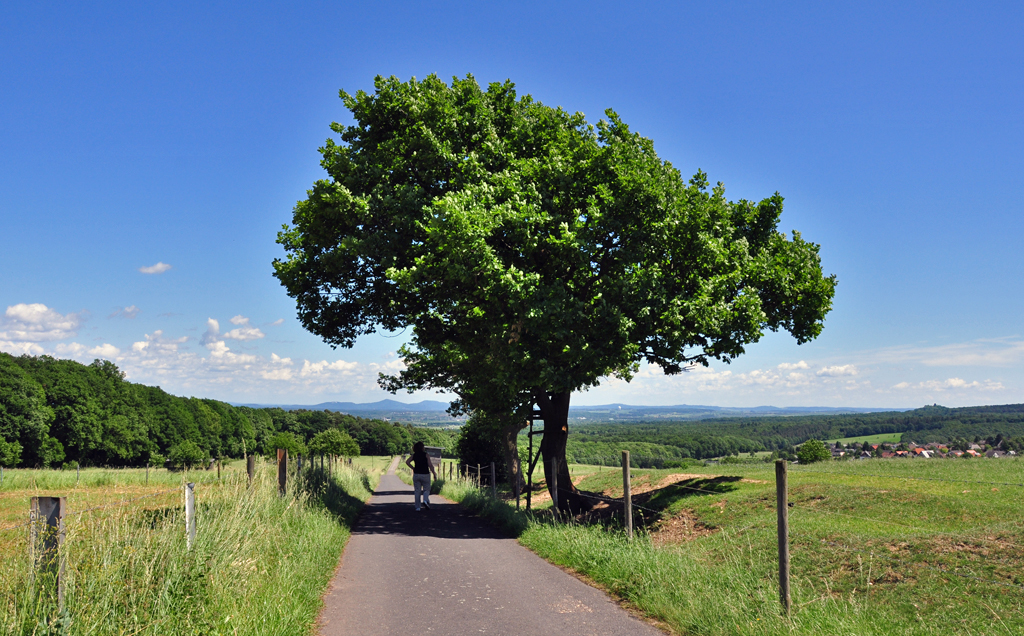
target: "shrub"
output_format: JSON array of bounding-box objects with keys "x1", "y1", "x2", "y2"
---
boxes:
[
  {"x1": 308, "y1": 429, "x2": 360, "y2": 457},
  {"x1": 796, "y1": 439, "x2": 831, "y2": 464},
  {"x1": 168, "y1": 440, "x2": 207, "y2": 469},
  {"x1": 265, "y1": 432, "x2": 307, "y2": 458}
]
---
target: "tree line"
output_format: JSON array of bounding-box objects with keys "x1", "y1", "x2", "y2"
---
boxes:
[
  {"x1": 0, "y1": 353, "x2": 456, "y2": 468},
  {"x1": 569, "y1": 404, "x2": 1024, "y2": 458}
]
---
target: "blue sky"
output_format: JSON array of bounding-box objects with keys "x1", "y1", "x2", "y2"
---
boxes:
[{"x1": 2, "y1": 1, "x2": 1021, "y2": 408}]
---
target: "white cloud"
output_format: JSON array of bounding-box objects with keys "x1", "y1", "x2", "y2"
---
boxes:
[
  {"x1": 89, "y1": 343, "x2": 121, "y2": 357},
  {"x1": 268, "y1": 318, "x2": 284, "y2": 326},
  {"x1": 138, "y1": 262, "x2": 172, "y2": 275},
  {"x1": 777, "y1": 360, "x2": 809, "y2": 370},
  {"x1": 817, "y1": 365, "x2": 859, "y2": 377},
  {"x1": 223, "y1": 316, "x2": 264, "y2": 341},
  {"x1": 132, "y1": 330, "x2": 188, "y2": 354},
  {"x1": 0, "y1": 340, "x2": 46, "y2": 355},
  {"x1": 891, "y1": 378, "x2": 1004, "y2": 392},
  {"x1": 54, "y1": 342, "x2": 87, "y2": 356},
  {"x1": 868, "y1": 338, "x2": 1024, "y2": 368},
  {"x1": 0, "y1": 303, "x2": 81, "y2": 342},
  {"x1": 201, "y1": 318, "x2": 221, "y2": 345},
  {"x1": 300, "y1": 359, "x2": 360, "y2": 377},
  {"x1": 109, "y1": 305, "x2": 140, "y2": 319}
]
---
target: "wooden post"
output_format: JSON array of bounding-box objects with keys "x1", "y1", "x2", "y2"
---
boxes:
[
  {"x1": 776, "y1": 460, "x2": 791, "y2": 615},
  {"x1": 490, "y1": 462, "x2": 497, "y2": 498},
  {"x1": 30, "y1": 496, "x2": 67, "y2": 606},
  {"x1": 217, "y1": 459, "x2": 221, "y2": 480},
  {"x1": 184, "y1": 483, "x2": 196, "y2": 550},
  {"x1": 622, "y1": 451, "x2": 632, "y2": 540},
  {"x1": 145, "y1": 463, "x2": 149, "y2": 485},
  {"x1": 550, "y1": 457, "x2": 559, "y2": 514},
  {"x1": 246, "y1": 454, "x2": 255, "y2": 486},
  {"x1": 476, "y1": 463, "x2": 481, "y2": 488},
  {"x1": 77, "y1": 464, "x2": 80, "y2": 485},
  {"x1": 277, "y1": 449, "x2": 287, "y2": 496}
]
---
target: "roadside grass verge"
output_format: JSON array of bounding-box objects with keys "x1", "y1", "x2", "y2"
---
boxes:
[
  {"x1": 1, "y1": 462, "x2": 377, "y2": 636},
  {"x1": 440, "y1": 458, "x2": 1024, "y2": 635}
]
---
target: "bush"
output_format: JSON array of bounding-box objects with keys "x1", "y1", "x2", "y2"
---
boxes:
[
  {"x1": 0, "y1": 437, "x2": 22, "y2": 467},
  {"x1": 796, "y1": 439, "x2": 831, "y2": 464},
  {"x1": 308, "y1": 429, "x2": 360, "y2": 457},
  {"x1": 168, "y1": 440, "x2": 207, "y2": 469},
  {"x1": 265, "y1": 432, "x2": 307, "y2": 458}
]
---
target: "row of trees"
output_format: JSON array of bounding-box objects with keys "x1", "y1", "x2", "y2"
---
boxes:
[{"x1": 0, "y1": 353, "x2": 457, "y2": 468}]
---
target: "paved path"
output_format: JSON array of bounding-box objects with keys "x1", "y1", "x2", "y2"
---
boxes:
[{"x1": 318, "y1": 458, "x2": 662, "y2": 635}]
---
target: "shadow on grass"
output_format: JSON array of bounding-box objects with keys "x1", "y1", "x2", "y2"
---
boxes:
[
  {"x1": 299, "y1": 467, "x2": 370, "y2": 528},
  {"x1": 456, "y1": 475, "x2": 744, "y2": 538}
]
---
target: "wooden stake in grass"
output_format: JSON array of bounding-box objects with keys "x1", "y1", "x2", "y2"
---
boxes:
[
  {"x1": 247, "y1": 454, "x2": 255, "y2": 486},
  {"x1": 185, "y1": 483, "x2": 196, "y2": 550},
  {"x1": 622, "y1": 451, "x2": 633, "y2": 541},
  {"x1": 490, "y1": 462, "x2": 497, "y2": 498},
  {"x1": 30, "y1": 496, "x2": 67, "y2": 607},
  {"x1": 277, "y1": 449, "x2": 287, "y2": 496},
  {"x1": 775, "y1": 459, "x2": 791, "y2": 615}
]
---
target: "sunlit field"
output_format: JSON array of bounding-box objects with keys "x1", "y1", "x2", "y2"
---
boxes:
[
  {"x1": 447, "y1": 457, "x2": 1024, "y2": 635},
  {"x1": 1, "y1": 460, "x2": 377, "y2": 635}
]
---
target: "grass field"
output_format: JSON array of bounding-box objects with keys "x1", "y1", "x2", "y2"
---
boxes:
[
  {"x1": 1, "y1": 458, "x2": 379, "y2": 635},
  {"x1": 823, "y1": 432, "x2": 904, "y2": 445},
  {"x1": 445, "y1": 457, "x2": 1024, "y2": 635}
]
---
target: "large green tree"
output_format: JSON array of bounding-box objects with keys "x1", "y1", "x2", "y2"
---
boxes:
[{"x1": 274, "y1": 75, "x2": 836, "y2": 512}]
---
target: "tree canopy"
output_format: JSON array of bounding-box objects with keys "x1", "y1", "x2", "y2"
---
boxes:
[{"x1": 274, "y1": 74, "x2": 837, "y2": 511}]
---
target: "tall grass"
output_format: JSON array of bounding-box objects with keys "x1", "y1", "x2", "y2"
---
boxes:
[{"x1": 0, "y1": 461, "x2": 377, "y2": 636}]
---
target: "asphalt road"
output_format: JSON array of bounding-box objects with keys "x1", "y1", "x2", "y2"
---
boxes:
[{"x1": 317, "y1": 459, "x2": 662, "y2": 635}]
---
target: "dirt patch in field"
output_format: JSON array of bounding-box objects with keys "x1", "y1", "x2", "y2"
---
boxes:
[{"x1": 651, "y1": 509, "x2": 718, "y2": 546}]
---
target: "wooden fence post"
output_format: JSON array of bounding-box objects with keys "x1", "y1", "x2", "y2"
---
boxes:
[
  {"x1": 622, "y1": 451, "x2": 632, "y2": 540},
  {"x1": 775, "y1": 460, "x2": 791, "y2": 615},
  {"x1": 246, "y1": 454, "x2": 255, "y2": 486},
  {"x1": 145, "y1": 463, "x2": 149, "y2": 485},
  {"x1": 217, "y1": 459, "x2": 221, "y2": 481},
  {"x1": 490, "y1": 462, "x2": 497, "y2": 498},
  {"x1": 550, "y1": 458, "x2": 559, "y2": 514},
  {"x1": 277, "y1": 449, "x2": 287, "y2": 496},
  {"x1": 77, "y1": 464, "x2": 80, "y2": 485},
  {"x1": 30, "y1": 496, "x2": 67, "y2": 606},
  {"x1": 184, "y1": 483, "x2": 196, "y2": 550}
]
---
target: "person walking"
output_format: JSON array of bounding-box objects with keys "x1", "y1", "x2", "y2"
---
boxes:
[{"x1": 405, "y1": 441, "x2": 437, "y2": 511}]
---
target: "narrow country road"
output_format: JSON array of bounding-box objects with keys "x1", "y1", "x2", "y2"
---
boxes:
[{"x1": 318, "y1": 458, "x2": 662, "y2": 635}]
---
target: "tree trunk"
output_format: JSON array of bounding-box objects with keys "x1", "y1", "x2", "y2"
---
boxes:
[
  {"x1": 499, "y1": 421, "x2": 526, "y2": 496},
  {"x1": 535, "y1": 391, "x2": 588, "y2": 514}
]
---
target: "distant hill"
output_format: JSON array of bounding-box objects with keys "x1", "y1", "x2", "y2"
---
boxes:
[{"x1": 232, "y1": 399, "x2": 905, "y2": 426}]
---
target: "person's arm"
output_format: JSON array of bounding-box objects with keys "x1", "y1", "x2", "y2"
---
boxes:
[
  {"x1": 405, "y1": 455, "x2": 414, "y2": 470},
  {"x1": 429, "y1": 455, "x2": 437, "y2": 480}
]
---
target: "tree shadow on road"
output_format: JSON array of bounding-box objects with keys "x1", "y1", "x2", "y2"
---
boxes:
[{"x1": 352, "y1": 475, "x2": 508, "y2": 540}]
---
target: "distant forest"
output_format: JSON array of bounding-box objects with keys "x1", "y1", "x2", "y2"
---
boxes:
[
  {"x1": 4, "y1": 351, "x2": 1023, "y2": 470},
  {"x1": 0, "y1": 353, "x2": 456, "y2": 468},
  {"x1": 566, "y1": 403, "x2": 1024, "y2": 465}
]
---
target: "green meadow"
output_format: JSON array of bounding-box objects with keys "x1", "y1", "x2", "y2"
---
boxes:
[{"x1": 445, "y1": 457, "x2": 1024, "y2": 635}]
